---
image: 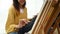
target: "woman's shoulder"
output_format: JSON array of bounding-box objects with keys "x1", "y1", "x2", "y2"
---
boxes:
[
  {"x1": 24, "y1": 7, "x2": 27, "y2": 10},
  {"x1": 9, "y1": 5, "x2": 16, "y2": 11},
  {"x1": 24, "y1": 7, "x2": 27, "y2": 11},
  {"x1": 8, "y1": 5, "x2": 16, "y2": 14}
]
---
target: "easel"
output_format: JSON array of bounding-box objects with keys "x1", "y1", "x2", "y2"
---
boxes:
[{"x1": 29, "y1": 0, "x2": 60, "y2": 34}]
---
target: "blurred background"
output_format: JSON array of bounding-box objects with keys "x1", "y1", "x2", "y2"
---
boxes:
[{"x1": 0, "y1": 0, "x2": 44, "y2": 34}]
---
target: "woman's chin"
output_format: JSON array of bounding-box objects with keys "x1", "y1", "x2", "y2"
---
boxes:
[{"x1": 20, "y1": 3, "x2": 24, "y2": 5}]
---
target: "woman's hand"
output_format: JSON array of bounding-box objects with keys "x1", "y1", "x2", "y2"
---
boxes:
[{"x1": 17, "y1": 19, "x2": 30, "y2": 28}]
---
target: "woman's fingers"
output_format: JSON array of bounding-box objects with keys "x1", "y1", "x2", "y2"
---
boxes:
[
  {"x1": 19, "y1": 19, "x2": 29, "y2": 24},
  {"x1": 18, "y1": 19, "x2": 30, "y2": 28}
]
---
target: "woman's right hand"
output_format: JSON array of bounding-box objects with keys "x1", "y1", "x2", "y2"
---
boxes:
[
  {"x1": 18, "y1": 19, "x2": 28, "y2": 28},
  {"x1": 15, "y1": 19, "x2": 30, "y2": 29},
  {"x1": 15, "y1": 19, "x2": 28, "y2": 29}
]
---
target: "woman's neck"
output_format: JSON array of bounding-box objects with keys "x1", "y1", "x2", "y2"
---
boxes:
[{"x1": 19, "y1": 5, "x2": 23, "y2": 9}]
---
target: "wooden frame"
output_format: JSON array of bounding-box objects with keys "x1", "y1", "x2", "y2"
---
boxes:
[{"x1": 29, "y1": 0, "x2": 60, "y2": 34}]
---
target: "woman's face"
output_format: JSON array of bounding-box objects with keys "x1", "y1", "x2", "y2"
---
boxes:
[{"x1": 18, "y1": 0, "x2": 25, "y2": 5}]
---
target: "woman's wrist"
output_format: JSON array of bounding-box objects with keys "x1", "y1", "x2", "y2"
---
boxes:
[
  {"x1": 14, "y1": 25, "x2": 20, "y2": 30},
  {"x1": 15, "y1": 25, "x2": 20, "y2": 28}
]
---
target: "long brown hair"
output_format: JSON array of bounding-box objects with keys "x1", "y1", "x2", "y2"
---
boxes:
[{"x1": 13, "y1": 0, "x2": 26, "y2": 11}]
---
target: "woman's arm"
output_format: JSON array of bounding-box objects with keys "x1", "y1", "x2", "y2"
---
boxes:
[{"x1": 5, "y1": 7, "x2": 16, "y2": 33}]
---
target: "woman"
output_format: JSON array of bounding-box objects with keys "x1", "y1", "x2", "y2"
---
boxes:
[{"x1": 5, "y1": 0, "x2": 29, "y2": 34}]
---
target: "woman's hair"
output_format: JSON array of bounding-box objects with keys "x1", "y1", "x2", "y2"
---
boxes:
[{"x1": 13, "y1": 0, "x2": 26, "y2": 11}]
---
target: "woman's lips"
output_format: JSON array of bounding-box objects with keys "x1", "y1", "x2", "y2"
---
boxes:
[{"x1": 20, "y1": 0, "x2": 24, "y2": 3}]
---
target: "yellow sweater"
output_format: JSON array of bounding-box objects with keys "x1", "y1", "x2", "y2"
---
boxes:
[{"x1": 5, "y1": 5, "x2": 28, "y2": 34}]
